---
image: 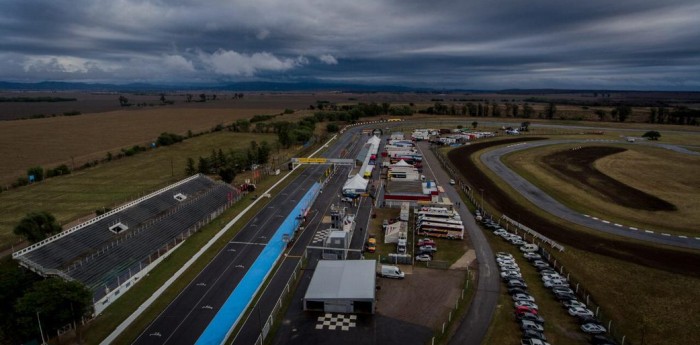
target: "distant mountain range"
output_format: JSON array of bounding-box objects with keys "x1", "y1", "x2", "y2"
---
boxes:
[
  {"x1": 1, "y1": 81, "x2": 697, "y2": 94},
  {"x1": 0, "y1": 81, "x2": 426, "y2": 93}
]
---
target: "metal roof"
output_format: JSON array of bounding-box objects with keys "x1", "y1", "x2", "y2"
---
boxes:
[{"x1": 304, "y1": 260, "x2": 376, "y2": 301}]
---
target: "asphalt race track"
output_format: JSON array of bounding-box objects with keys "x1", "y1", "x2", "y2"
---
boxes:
[
  {"x1": 133, "y1": 126, "x2": 367, "y2": 344},
  {"x1": 480, "y1": 139, "x2": 700, "y2": 250}
]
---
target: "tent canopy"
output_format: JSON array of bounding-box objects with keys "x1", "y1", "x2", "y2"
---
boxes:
[{"x1": 343, "y1": 174, "x2": 369, "y2": 191}]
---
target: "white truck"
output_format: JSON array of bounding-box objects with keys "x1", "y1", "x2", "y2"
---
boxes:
[{"x1": 380, "y1": 265, "x2": 405, "y2": 279}]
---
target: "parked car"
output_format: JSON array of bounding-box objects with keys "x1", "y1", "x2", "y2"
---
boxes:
[
  {"x1": 532, "y1": 260, "x2": 550, "y2": 269},
  {"x1": 581, "y1": 323, "x2": 607, "y2": 335},
  {"x1": 496, "y1": 252, "x2": 513, "y2": 259},
  {"x1": 523, "y1": 252, "x2": 542, "y2": 261},
  {"x1": 501, "y1": 271, "x2": 523, "y2": 280},
  {"x1": 517, "y1": 312, "x2": 544, "y2": 324},
  {"x1": 576, "y1": 315, "x2": 600, "y2": 325},
  {"x1": 521, "y1": 329, "x2": 547, "y2": 341},
  {"x1": 562, "y1": 300, "x2": 586, "y2": 309},
  {"x1": 512, "y1": 293, "x2": 535, "y2": 302},
  {"x1": 539, "y1": 269, "x2": 558, "y2": 276},
  {"x1": 497, "y1": 257, "x2": 516, "y2": 265},
  {"x1": 514, "y1": 306, "x2": 538, "y2": 316},
  {"x1": 544, "y1": 279, "x2": 569, "y2": 288},
  {"x1": 521, "y1": 320, "x2": 544, "y2": 332},
  {"x1": 419, "y1": 245, "x2": 437, "y2": 253},
  {"x1": 417, "y1": 238, "x2": 436, "y2": 247},
  {"x1": 507, "y1": 279, "x2": 527, "y2": 288},
  {"x1": 493, "y1": 229, "x2": 508, "y2": 236},
  {"x1": 499, "y1": 265, "x2": 520, "y2": 272},
  {"x1": 541, "y1": 273, "x2": 565, "y2": 281},
  {"x1": 415, "y1": 254, "x2": 432, "y2": 262},
  {"x1": 551, "y1": 287, "x2": 574, "y2": 295},
  {"x1": 553, "y1": 292, "x2": 577, "y2": 301},
  {"x1": 515, "y1": 301, "x2": 539, "y2": 310},
  {"x1": 366, "y1": 237, "x2": 377, "y2": 253},
  {"x1": 508, "y1": 287, "x2": 529, "y2": 295},
  {"x1": 511, "y1": 239, "x2": 526, "y2": 246},
  {"x1": 449, "y1": 179, "x2": 456, "y2": 185},
  {"x1": 520, "y1": 339, "x2": 550, "y2": 345},
  {"x1": 568, "y1": 306, "x2": 594, "y2": 317}
]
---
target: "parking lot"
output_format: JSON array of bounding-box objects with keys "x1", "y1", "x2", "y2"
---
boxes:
[
  {"x1": 481, "y1": 216, "x2": 617, "y2": 345},
  {"x1": 377, "y1": 266, "x2": 466, "y2": 329}
]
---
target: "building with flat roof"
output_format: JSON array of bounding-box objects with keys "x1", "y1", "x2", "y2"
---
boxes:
[{"x1": 303, "y1": 260, "x2": 376, "y2": 314}]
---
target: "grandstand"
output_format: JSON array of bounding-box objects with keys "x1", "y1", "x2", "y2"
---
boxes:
[{"x1": 13, "y1": 174, "x2": 238, "y2": 307}]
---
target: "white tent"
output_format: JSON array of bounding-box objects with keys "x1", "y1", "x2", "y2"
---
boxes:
[
  {"x1": 367, "y1": 135, "x2": 381, "y2": 146},
  {"x1": 343, "y1": 174, "x2": 369, "y2": 194},
  {"x1": 384, "y1": 221, "x2": 408, "y2": 244},
  {"x1": 390, "y1": 159, "x2": 412, "y2": 167}
]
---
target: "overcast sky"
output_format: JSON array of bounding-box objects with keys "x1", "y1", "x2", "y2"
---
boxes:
[{"x1": 1, "y1": 0, "x2": 699, "y2": 90}]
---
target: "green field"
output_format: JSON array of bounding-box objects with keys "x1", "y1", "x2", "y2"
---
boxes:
[{"x1": 0, "y1": 132, "x2": 277, "y2": 249}]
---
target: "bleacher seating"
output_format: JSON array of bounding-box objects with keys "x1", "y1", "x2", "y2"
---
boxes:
[{"x1": 15, "y1": 175, "x2": 236, "y2": 299}]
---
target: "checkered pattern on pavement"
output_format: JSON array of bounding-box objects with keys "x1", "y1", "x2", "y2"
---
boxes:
[{"x1": 315, "y1": 313, "x2": 357, "y2": 331}]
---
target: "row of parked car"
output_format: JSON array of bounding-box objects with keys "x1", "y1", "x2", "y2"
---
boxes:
[
  {"x1": 496, "y1": 252, "x2": 550, "y2": 345},
  {"x1": 487, "y1": 216, "x2": 619, "y2": 345},
  {"x1": 415, "y1": 238, "x2": 437, "y2": 262},
  {"x1": 526, "y1": 253, "x2": 621, "y2": 345}
]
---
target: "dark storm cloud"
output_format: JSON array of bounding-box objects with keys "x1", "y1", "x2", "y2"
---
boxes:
[{"x1": 0, "y1": 0, "x2": 698, "y2": 89}]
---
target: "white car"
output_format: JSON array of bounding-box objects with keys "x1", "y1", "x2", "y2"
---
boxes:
[
  {"x1": 495, "y1": 252, "x2": 513, "y2": 259},
  {"x1": 512, "y1": 293, "x2": 535, "y2": 302},
  {"x1": 581, "y1": 323, "x2": 607, "y2": 334},
  {"x1": 501, "y1": 271, "x2": 522, "y2": 279},
  {"x1": 415, "y1": 254, "x2": 432, "y2": 262},
  {"x1": 544, "y1": 279, "x2": 569, "y2": 288},
  {"x1": 521, "y1": 320, "x2": 544, "y2": 332},
  {"x1": 515, "y1": 301, "x2": 539, "y2": 310},
  {"x1": 493, "y1": 229, "x2": 508, "y2": 236},
  {"x1": 541, "y1": 274, "x2": 565, "y2": 282},
  {"x1": 523, "y1": 253, "x2": 542, "y2": 260},
  {"x1": 341, "y1": 197, "x2": 354, "y2": 203},
  {"x1": 499, "y1": 265, "x2": 520, "y2": 272},
  {"x1": 449, "y1": 179, "x2": 456, "y2": 185},
  {"x1": 568, "y1": 306, "x2": 594, "y2": 317}
]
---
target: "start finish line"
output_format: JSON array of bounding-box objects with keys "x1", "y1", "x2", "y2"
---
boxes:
[{"x1": 291, "y1": 157, "x2": 355, "y2": 165}]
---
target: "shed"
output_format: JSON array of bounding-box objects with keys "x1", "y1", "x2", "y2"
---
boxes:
[{"x1": 304, "y1": 260, "x2": 376, "y2": 314}]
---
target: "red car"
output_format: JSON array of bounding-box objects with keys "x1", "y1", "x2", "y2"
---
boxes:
[{"x1": 515, "y1": 306, "x2": 538, "y2": 316}]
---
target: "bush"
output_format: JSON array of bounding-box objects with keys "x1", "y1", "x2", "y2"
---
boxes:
[
  {"x1": 326, "y1": 123, "x2": 339, "y2": 133},
  {"x1": 156, "y1": 132, "x2": 185, "y2": 146}
]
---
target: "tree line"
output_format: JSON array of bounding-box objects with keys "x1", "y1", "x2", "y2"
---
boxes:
[{"x1": 185, "y1": 141, "x2": 273, "y2": 183}]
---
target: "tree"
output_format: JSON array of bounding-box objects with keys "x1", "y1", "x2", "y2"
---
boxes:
[
  {"x1": 520, "y1": 121, "x2": 531, "y2": 131},
  {"x1": 326, "y1": 123, "x2": 339, "y2": 132},
  {"x1": 522, "y1": 103, "x2": 534, "y2": 118},
  {"x1": 545, "y1": 103, "x2": 557, "y2": 119},
  {"x1": 118, "y1": 95, "x2": 129, "y2": 106},
  {"x1": 218, "y1": 166, "x2": 236, "y2": 183},
  {"x1": 197, "y1": 157, "x2": 211, "y2": 174},
  {"x1": 185, "y1": 157, "x2": 196, "y2": 175},
  {"x1": 159, "y1": 94, "x2": 166, "y2": 104},
  {"x1": 27, "y1": 166, "x2": 44, "y2": 182},
  {"x1": 471, "y1": 121, "x2": 478, "y2": 129},
  {"x1": 186, "y1": 94, "x2": 193, "y2": 103},
  {"x1": 511, "y1": 104, "x2": 519, "y2": 117},
  {"x1": 642, "y1": 131, "x2": 661, "y2": 140},
  {"x1": 614, "y1": 105, "x2": 632, "y2": 122},
  {"x1": 14, "y1": 212, "x2": 62, "y2": 243},
  {"x1": 199, "y1": 93, "x2": 206, "y2": 102},
  {"x1": 15, "y1": 278, "x2": 92, "y2": 343},
  {"x1": 594, "y1": 109, "x2": 606, "y2": 121}
]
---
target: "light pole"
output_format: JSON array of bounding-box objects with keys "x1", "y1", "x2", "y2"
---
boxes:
[{"x1": 37, "y1": 311, "x2": 46, "y2": 345}]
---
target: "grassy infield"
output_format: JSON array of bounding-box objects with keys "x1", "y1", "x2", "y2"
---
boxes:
[{"x1": 474, "y1": 130, "x2": 700, "y2": 345}]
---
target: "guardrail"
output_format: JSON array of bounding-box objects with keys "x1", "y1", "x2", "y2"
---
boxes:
[
  {"x1": 12, "y1": 174, "x2": 203, "y2": 259},
  {"x1": 500, "y1": 214, "x2": 565, "y2": 252}
]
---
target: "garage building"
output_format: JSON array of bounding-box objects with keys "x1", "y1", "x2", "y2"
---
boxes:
[{"x1": 303, "y1": 260, "x2": 376, "y2": 314}]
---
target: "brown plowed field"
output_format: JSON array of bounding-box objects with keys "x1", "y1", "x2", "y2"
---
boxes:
[
  {"x1": 542, "y1": 146, "x2": 677, "y2": 211},
  {"x1": 447, "y1": 138, "x2": 700, "y2": 277}
]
